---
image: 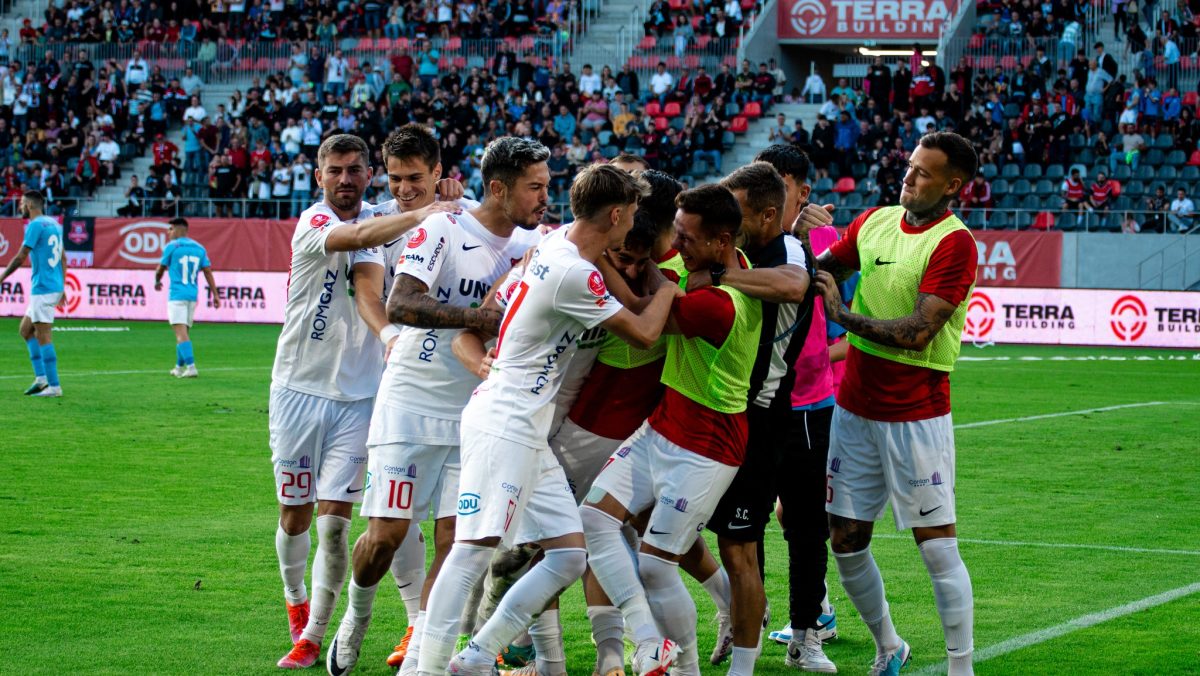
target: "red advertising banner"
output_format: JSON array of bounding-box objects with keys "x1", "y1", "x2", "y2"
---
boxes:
[
  {"x1": 779, "y1": 0, "x2": 957, "y2": 41},
  {"x1": 90, "y1": 217, "x2": 296, "y2": 270},
  {"x1": 972, "y1": 230, "x2": 1062, "y2": 288},
  {"x1": 962, "y1": 288, "x2": 1200, "y2": 348},
  {"x1": 0, "y1": 268, "x2": 287, "y2": 323}
]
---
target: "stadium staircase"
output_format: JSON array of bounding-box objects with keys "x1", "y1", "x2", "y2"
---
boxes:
[
  {"x1": 569, "y1": 0, "x2": 649, "y2": 78},
  {"x1": 723, "y1": 101, "x2": 820, "y2": 169}
]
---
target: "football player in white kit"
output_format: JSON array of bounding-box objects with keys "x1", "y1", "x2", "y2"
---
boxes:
[
  {"x1": 415, "y1": 165, "x2": 681, "y2": 676},
  {"x1": 271, "y1": 134, "x2": 462, "y2": 670},
  {"x1": 326, "y1": 136, "x2": 544, "y2": 676},
  {"x1": 343, "y1": 124, "x2": 480, "y2": 671}
]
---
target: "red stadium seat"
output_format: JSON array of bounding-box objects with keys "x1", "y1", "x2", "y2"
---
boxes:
[
  {"x1": 377, "y1": 38, "x2": 392, "y2": 50},
  {"x1": 695, "y1": 34, "x2": 711, "y2": 50},
  {"x1": 645, "y1": 101, "x2": 663, "y2": 117},
  {"x1": 968, "y1": 33, "x2": 984, "y2": 49},
  {"x1": 730, "y1": 116, "x2": 749, "y2": 133},
  {"x1": 691, "y1": 15, "x2": 702, "y2": 29},
  {"x1": 1184, "y1": 91, "x2": 1199, "y2": 108},
  {"x1": 663, "y1": 101, "x2": 682, "y2": 117},
  {"x1": 668, "y1": 0, "x2": 687, "y2": 9},
  {"x1": 722, "y1": 55, "x2": 737, "y2": 68},
  {"x1": 684, "y1": 55, "x2": 700, "y2": 69},
  {"x1": 1021, "y1": 55, "x2": 1034, "y2": 67},
  {"x1": 665, "y1": 56, "x2": 681, "y2": 69},
  {"x1": 975, "y1": 55, "x2": 995, "y2": 70},
  {"x1": 357, "y1": 37, "x2": 374, "y2": 50},
  {"x1": 1032, "y1": 212, "x2": 1055, "y2": 231},
  {"x1": 1110, "y1": 180, "x2": 1122, "y2": 197},
  {"x1": 438, "y1": 57, "x2": 450, "y2": 69},
  {"x1": 446, "y1": 37, "x2": 462, "y2": 50},
  {"x1": 453, "y1": 56, "x2": 467, "y2": 68},
  {"x1": 520, "y1": 36, "x2": 536, "y2": 50},
  {"x1": 1000, "y1": 55, "x2": 1017, "y2": 70},
  {"x1": 638, "y1": 35, "x2": 656, "y2": 50},
  {"x1": 393, "y1": 38, "x2": 409, "y2": 50},
  {"x1": 742, "y1": 101, "x2": 762, "y2": 118},
  {"x1": 654, "y1": 116, "x2": 669, "y2": 131},
  {"x1": 740, "y1": 0, "x2": 755, "y2": 9},
  {"x1": 630, "y1": 55, "x2": 651, "y2": 69},
  {"x1": 833, "y1": 177, "x2": 856, "y2": 193}
]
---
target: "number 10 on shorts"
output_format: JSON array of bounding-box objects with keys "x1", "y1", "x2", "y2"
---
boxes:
[{"x1": 388, "y1": 480, "x2": 414, "y2": 510}]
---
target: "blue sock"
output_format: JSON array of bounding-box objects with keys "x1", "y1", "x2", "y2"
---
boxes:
[
  {"x1": 180, "y1": 341, "x2": 195, "y2": 366},
  {"x1": 26, "y1": 338, "x2": 44, "y2": 378},
  {"x1": 176, "y1": 343, "x2": 185, "y2": 366},
  {"x1": 40, "y1": 343, "x2": 59, "y2": 387}
]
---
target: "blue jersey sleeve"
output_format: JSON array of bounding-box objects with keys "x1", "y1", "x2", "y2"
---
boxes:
[
  {"x1": 160, "y1": 240, "x2": 176, "y2": 267},
  {"x1": 200, "y1": 245, "x2": 211, "y2": 269},
  {"x1": 22, "y1": 220, "x2": 40, "y2": 250}
]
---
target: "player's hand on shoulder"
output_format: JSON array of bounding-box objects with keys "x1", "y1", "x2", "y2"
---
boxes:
[
  {"x1": 477, "y1": 346, "x2": 497, "y2": 380},
  {"x1": 418, "y1": 200, "x2": 465, "y2": 221},
  {"x1": 791, "y1": 202, "x2": 836, "y2": 239},
  {"x1": 384, "y1": 335, "x2": 398, "y2": 361},
  {"x1": 813, "y1": 270, "x2": 843, "y2": 319},
  {"x1": 434, "y1": 177, "x2": 465, "y2": 201}
]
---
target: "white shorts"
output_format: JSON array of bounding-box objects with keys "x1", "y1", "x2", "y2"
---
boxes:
[
  {"x1": 167, "y1": 300, "x2": 197, "y2": 326},
  {"x1": 269, "y1": 385, "x2": 372, "y2": 505},
  {"x1": 548, "y1": 418, "x2": 624, "y2": 505},
  {"x1": 588, "y1": 422, "x2": 738, "y2": 555},
  {"x1": 361, "y1": 442, "x2": 461, "y2": 520},
  {"x1": 825, "y1": 405, "x2": 957, "y2": 530},
  {"x1": 455, "y1": 424, "x2": 581, "y2": 547},
  {"x1": 25, "y1": 293, "x2": 59, "y2": 324}
]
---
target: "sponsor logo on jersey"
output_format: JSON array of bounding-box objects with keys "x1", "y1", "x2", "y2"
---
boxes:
[
  {"x1": 384, "y1": 463, "x2": 418, "y2": 478},
  {"x1": 310, "y1": 268, "x2": 339, "y2": 340},
  {"x1": 500, "y1": 482, "x2": 521, "y2": 496},
  {"x1": 829, "y1": 457, "x2": 842, "y2": 473},
  {"x1": 426, "y1": 237, "x2": 445, "y2": 271},
  {"x1": 401, "y1": 253, "x2": 425, "y2": 265},
  {"x1": 408, "y1": 228, "x2": 427, "y2": 248},
  {"x1": 930, "y1": 471, "x2": 943, "y2": 486},
  {"x1": 458, "y1": 492, "x2": 481, "y2": 515},
  {"x1": 530, "y1": 329, "x2": 577, "y2": 395},
  {"x1": 459, "y1": 278, "x2": 490, "y2": 302},
  {"x1": 309, "y1": 213, "x2": 330, "y2": 230},
  {"x1": 587, "y1": 270, "x2": 607, "y2": 297},
  {"x1": 616, "y1": 446, "x2": 631, "y2": 458},
  {"x1": 118, "y1": 221, "x2": 170, "y2": 265},
  {"x1": 674, "y1": 497, "x2": 688, "y2": 513}
]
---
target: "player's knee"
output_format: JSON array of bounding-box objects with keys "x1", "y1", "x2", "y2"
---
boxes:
[
  {"x1": 544, "y1": 547, "x2": 587, "y2": 582},
  {"x1": 829, "y1": 514, "x2": 872, "y2": 554},
  {"x1": 580, "y1": 504, "x2": 622, "y2": 537},
  {"x1": 366, "y1": 518, "x2": 410, "y2": 552},
  {"x1": 279, "y1": 505, "x2": 314, "y2": 535}
]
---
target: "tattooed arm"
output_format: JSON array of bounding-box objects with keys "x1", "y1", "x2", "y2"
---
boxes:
[
  {"x1": 816, "y1": 249, "x2": 858, "y2": 283},
  {"x1": 813, "y1": 270, "x2": 955, "y2": 351},
  {"x1": 387, "y1": 273, "x2": 503, "y2": 333}
]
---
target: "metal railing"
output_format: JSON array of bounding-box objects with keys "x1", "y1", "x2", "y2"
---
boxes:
[{"x1": 1138, "y1": 234, "x2": 1200, "y2": 289}]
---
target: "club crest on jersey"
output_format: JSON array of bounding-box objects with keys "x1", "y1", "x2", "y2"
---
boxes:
[
  {"x1": 408, "y1": 228, "x2": 427, "y2": 248},
  {"x1": 309, "y1": 213, "x2": 330, "y2": 230},
  {"x1": 587, "y1": 271, "x2": 607, "y2": 297}
]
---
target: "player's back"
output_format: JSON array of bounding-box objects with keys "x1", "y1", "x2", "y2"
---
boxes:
[
  {"x1": 272, "y1": 202, "x2": 382, "y2": 402},
  {"x1": 24, "y1": 216, "x2": 64, "y2": 295},
  {"x1": 162, "y1": 237, "x2": 210, "y2": 302}
]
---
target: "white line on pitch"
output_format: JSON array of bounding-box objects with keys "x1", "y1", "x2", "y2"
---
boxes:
[
  {"x1": 0, "y1": 366, "x2": 271, "y2": 380},
  {"x1": 874, "y1": 533, "x2": 1200, "y2": 557},
  {"x1": 955, "y1": 402, "x2": 1173, "y2": 429},
  {"x1": 911, "y1": 581, "x2": 1200, "y2": 675}
]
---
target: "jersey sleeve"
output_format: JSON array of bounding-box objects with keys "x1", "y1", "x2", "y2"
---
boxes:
[
  {"x1": 292, "y1": 206, "x2": 342, "y2": 257},
  {"x1": 22, "y1": 221, "x2": 40, "y2": 250},
  {"x1": 349, "y1": 246, "x2": 384, "y2": 268},
  {"x1": 200, "y1": 246, "x2": 211, "y2": 269},
  {"x1": 395, "y1": 213, "x2": 456, "y2": 290},
  {"x1": 827, "y1": 207, "x2": 878, "y2": 270},
  {"x1": 783, "y1": 234, "x2": 808, "y2": 267},
  {"x1": 918, "y1": 230, "x2": 977, "y2": 307},
  {"x1": 673, "y1": 286, "x2": 735, "y2": 345},
  {"x1": 159, "y1": 240, "x2": 176, "y2": 267},
  {"x1": 553, "y1": 262, "x2": 623, "y2": 329}
]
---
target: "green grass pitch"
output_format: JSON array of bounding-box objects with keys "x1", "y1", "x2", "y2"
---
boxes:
[{"x1": 1, "y1": 318, "x2": 1198, "y2": 675}]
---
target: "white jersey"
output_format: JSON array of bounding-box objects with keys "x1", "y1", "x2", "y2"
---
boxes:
[
  {"x1": 372, "y1": 209, "x2": 541, "y2": 433},
  {"x1": 351, "y1": 197, "x2": 480, "y2": 302},
  {"x1": 463, "y1": 228, "x2": 622, "y2": 448},
  {"x1": 271, "y1": 201, "x2": 382, "y2": 401}
]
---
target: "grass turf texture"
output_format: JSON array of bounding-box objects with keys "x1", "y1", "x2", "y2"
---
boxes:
[{"x1": 1, "y1": 317, "x2": 1198, "y2": 675}]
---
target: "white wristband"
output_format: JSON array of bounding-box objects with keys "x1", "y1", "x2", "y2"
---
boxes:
[{"x1": 380, "y1": 324, "x2": 402, "y2": 346}]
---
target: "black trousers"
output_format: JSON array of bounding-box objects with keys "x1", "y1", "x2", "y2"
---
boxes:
[{"x1": 778, "y1": 404, "x2": 835, "y2": 629}]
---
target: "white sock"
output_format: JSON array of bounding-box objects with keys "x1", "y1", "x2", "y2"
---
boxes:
[
  {"x1": 460, "y1": 569, "x2": 486, "y2": 636},
  {"x1": 472, "y1": 548, "x2": 586, "y2": 657},
  {"x1": 920, "y1": 538, "x2": 974, "y2": 676},
  {"x1": 581, "y1": 506, "x2": 658, "y2": 645},
  {"x1": 477, "y1": 543, "x2": 538, "y2": 629},
  {"x1": 821, "y1": 583, "x2": 833, "y2": 616},
  {"x1": 276, "y1": 522, "x2": 310, "y2": 604},
  {"x1": 398, "y1": 611, "x2": 425, "y2": 676},
  {"x1": 639, "y1": 552, "x2": 698, "y2": 672},
  {"x1": 701, "y1": 567, "x2": 732, "y2": 614},
  {"x1": 530, "y1": 608, "x2": 567, "y2": 676},
  {"x1": 347, "y1": 578, "x2": 379, "y2": 620},
  {"x1": 834, "y1": 548, "x2": 900, "y2": 654},
  {"x1": 391, "y1": 524, "x2": 426, "y2": 624},
  {"x1": 588, "y1": 605, "x2": 625, "y2": 673},
  {"x1": 728, "y1": 646, "x2": 757, "y2": 676},
  {"x1": 416, "y1": 543, "x2": 493, "y2": 675},
  {"x1": 300, "y1": 514, "x2": 350, "y2": 643}
]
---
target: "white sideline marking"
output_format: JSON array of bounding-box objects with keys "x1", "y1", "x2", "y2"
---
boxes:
[
  {"x1": 0, "y1": 366, "x2": 271, "y2": 380},
  {"x1": 874, "y1": 534, "x2": 1200, "y2": 557},
  {"x1": 52, "y1": 326, "x2": 131, "y2": 332},
  {"x1": 955, "y1": 402, "x2": 1172, "y2": 429},
  {"x1": 958, "y1": 354, "x2": 1200, "y2": 361},
  {"x1": 911, "y1": 581, "x2": 1200, "y2": 675}
]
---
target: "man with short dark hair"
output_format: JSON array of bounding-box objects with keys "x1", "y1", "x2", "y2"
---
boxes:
[
  {"x1": 584, "y1": 184, "x2": 763, "y2": 676},
  {"x1": 271, "y1": 134, "x2": 463, "y2": 670},
  {"x1": 794, "y1": 131, "x2": 979, "y2": 676}
]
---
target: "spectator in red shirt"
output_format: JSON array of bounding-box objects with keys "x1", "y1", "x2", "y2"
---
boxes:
[
  {"x1": 1062, "y1": 167, "x2": 1087, "y2": 213},
  {"x1": 151, "y1": 134, "x2": 179, "y2": 170},
  {"x1": 1089, "y1": 171, "x2": 1115, "y2": 211},
  {"x1": 250, "y1": 138, "x2": 272, "y2": 169},
  {"x1": 958, "y1": 173, "x2": 991, "y2": 219}
]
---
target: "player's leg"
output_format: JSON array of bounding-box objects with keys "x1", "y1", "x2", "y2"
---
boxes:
[
  {"x1": 18, "y1": 315, "x2": 47, "y2": 394},
  {"x1": 173, "y1": 302, "x2": 199, "y2": 376},
  {"x1": 777, "y1": 406, "x2": 837, "y2": 672},
  {"x1": 826, "y1": 406, "x2": 908, "y2": 674},
  {"x1": 384, "y1": 524, "x2": 425, "y2": 668},
  {"x1": 890, "y1": 414, "x2": 972, "y2": 676},
  {"x1": 452, "y1": 453, "x2": 587, "y2": 676},
  {"x1": 416, "y1": 429, "x2": 539, "y2": 676},
  {"x1": 28, "y1": 293, "x2": 61, "y2": 396},
  {"x1": 475, "y1": 543, "x2": 540, "y2": 666}
]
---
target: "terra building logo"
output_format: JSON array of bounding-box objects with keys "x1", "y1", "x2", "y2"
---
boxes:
[
  {"x1": 962, "y1": 291, "x2": 995, "y2": 340},
  {"x1": 1110, "y1": 294, "x2": 1148, "y2": 341},
  {"x1": 789, "y1": 0, "x2": 827, "y2": 36}
]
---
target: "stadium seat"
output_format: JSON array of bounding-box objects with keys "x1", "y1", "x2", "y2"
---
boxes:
[
  {"x1": 1003, "y1": 103, "x2": 1021, "y2": 118},
  {"x1": 730, "y1": 117, "x2": 749, "y2": 133},
  {"x1": 966, "y1": 209, "x2": 988, "y2": 229},
  {"x1": 1160, "y1": 166, "x2": 1179, "y2": 180},
  {"x1": 722, "y1": 131, "x2": 736, "y2": 150},
  {"x1": 1046, "y1": 164, "x2": 1065, "y2": 180},
  {"x1": 1075, "y1": 149, "x2": 1095, "y2": 165},
  {"x1": 684, "y1": 55, "x2": 700, "y2": 69},
  {"x1": 1002, "y1": 164, "x2": 1021, "y2": 178},
  {"x1": 695, "y1": 34, "x2": 711, "y2": 50},
  {"x1": 1023, "y1": 164, "x2": 1043, "y2": 179},
  {"x1": 833, "y1": 177, "x2": 856, "y2": 193},
  {"x1": 1146, "y1": 149, "x2": 1165, "y2": 165},
  {"x1": 1101, "y1": 214, "x2": 1123, "y2": 232},
  {"x1": 1020, "y1": 194, "x2": 1040, "y2": 210},
  {"x1": 843, "y1": 193, "x2": 864, "y2": 208},
  {"x1": 638, "y1": 35, "x2": 656, "y2": 50},
  {"x1": 625, "y1": 136, "x2": 644, "y2": 151},
  {"x1": 650, "y1": 117, "x2": 666, "y2": 131},
  {"x1": 1185, "y1": 91, "x2": 1199, "y2": 108},
  {"x1": 1032, "y1": 212, "x2": 1055, "y2": 231},
  {"x1": 740, "y1": 0, "x2": 755, "y2": 9},
  {"x1": 690, "y1": 160, "x2": 710, "y2": 179},
  {"x1": 743, "y1": 101, "x2": 763, "y2": 119},
  {"x1": 598, "y1": 130, "x2": 613, "y2": 146},
  {"x1": 645, "y1": 101, "x2": 662, "y2": 117},
  {"x1": 975, "y1": 55, "x2": 995, "y2": 70},
  {"x1": 1012, "y1": 212, "x2": 1033, "y2": 230},
  {"x1": 981, "y1": 163, "x2": 998, "y2": 180},
  {"x1": 1035, "y1": 179, "x2": 1055, "y2": 195},
  {"x1": 1069, "y1": 133, "x2": 1087, "y2": 150},
  {"x1": 1114, "y1": 165, "x2": 1132, "y2": 181},
  {"x1": 998, "y1": 194, "x2": 1019, "y2": 209},
  {"x1": 1167, "y1": 150, "x2": 1187, "y2": 166},
  {"x1": 602, "y1": 145, "x2": 620, "y2": 159},
  {"x1": 663, "y1": 102, "x2": 682, "y2": 117},
  {"x1": 1125, "y1": 180, "x2": 1146, "y2": 198},
  {"x1": 814, "y1": 177, "x2": 834, "y2": 193},
  {"x1": 1183, "y1": 166, "x2": 1200, "y2": 181},
  {"x1": 1155, "y1": 134, "x2": 1174, "y2": 149},
  {"x1": 1135, "y1": 165, "x2": 1156, "y2": 180},
  {"x1": 1040, "y1": 195, "x2": 1061, "y2": 209},
  {"x1": 1012, "y1": 179, "x2": 1032, "y2": 194},
  {"x1": 1001, "y1": 55, "x2": 1017, "y2": 70},
  {"x1": 991, "y1": 179, "x2": 1010, "y2": 194},
  {"x1": 725, "y1": 102, "x2": 741, "y2": 117},
  {"x1": 1114, "y1": 195, "x2": 1132, "y2": 210},
  {"x1": 670, "y1": 117, "x2": 687, "y2": 131},
  {"x1": 857, "y1": 177, "x2": 877, "y2": 194},
  {"x1": 834, "y1": 209, "x2": 853, "y2": 226},
  {"x1": 990, "y1": 212, "x2": 1011, "y2": 229}
]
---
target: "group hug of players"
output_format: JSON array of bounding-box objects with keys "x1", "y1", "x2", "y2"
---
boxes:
[{"x1": 267, "y1": 123, "x2": 980, "y2": 676}]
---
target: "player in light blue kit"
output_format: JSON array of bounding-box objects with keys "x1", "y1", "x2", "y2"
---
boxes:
[
  {"x1": 0, "y1": 191, "x2": 66, "y2": 397},
  {"x1": 154, "y1": 217, "x2": 220, "y2": 378}
]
